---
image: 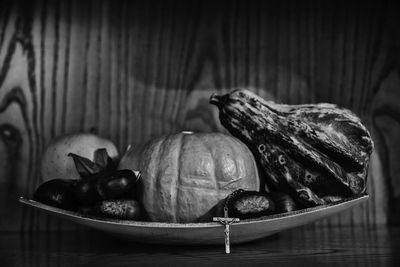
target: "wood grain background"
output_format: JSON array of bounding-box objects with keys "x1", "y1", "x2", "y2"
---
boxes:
[{"x1": 1, "y1": 0, "x2": 399, "y2": 231}]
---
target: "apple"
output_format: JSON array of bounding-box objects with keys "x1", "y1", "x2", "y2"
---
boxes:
[{"x1": 41, "y1": 133, "x2": 119, "y2": 181}]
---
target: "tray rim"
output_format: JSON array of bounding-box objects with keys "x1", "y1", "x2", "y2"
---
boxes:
[{"x1": 19, "y1": 194, "x2": 369, "y2": 229}]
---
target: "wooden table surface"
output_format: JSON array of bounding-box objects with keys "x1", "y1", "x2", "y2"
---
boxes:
[{"x1": 1, "y1": 225, "x2": 398, "y2": 267}]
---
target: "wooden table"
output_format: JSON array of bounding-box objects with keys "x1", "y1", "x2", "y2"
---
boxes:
[{"x1": 1, "y1": 225, "x2": 398, "y2": 266}]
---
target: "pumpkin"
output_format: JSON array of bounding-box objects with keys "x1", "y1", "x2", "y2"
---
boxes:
[{"x1": 118, "y1": 132, "x2": 260, "y2": 223}]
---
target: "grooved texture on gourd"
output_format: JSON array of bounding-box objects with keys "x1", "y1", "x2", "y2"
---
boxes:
[{"x1": 211, "y1": 89, "x2": 373, "y2": 207}]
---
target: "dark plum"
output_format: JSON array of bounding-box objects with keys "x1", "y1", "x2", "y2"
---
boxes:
[
  {"x1": 74, "y1": 175, "x2": 103, "y2": 205},
  {"x1": 74, "y1": 169, "x2": 140, "y2": 205},
  {"x1": 270, "y1": 192, "x2": 297, "y2": 214},
  {"x1": 33, "y1": 179, "x2": 77, "y2": 210},
  {"x1": 96, "y1": 170, "x2": 140, "y2": 200}
]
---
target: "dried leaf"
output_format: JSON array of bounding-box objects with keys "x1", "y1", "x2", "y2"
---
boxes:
[
  {"x1": 68, "y1": 153, "x2": 103, "y2": 177},
  {"x1": 94, "y1": 148, "x2": 109, "y2": 168},
  {"x1": 94, "y1": 148, "x2": 118, "y2": 172}
]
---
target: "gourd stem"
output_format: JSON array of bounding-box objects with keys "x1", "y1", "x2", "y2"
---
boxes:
[{"x1": 210, "y1": 94, "x2": 224, "y2": 106}]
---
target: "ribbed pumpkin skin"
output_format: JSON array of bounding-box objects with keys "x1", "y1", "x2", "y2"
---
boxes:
[{"x1": 118, "y1": 132, "x2": 260, "y2": 223}]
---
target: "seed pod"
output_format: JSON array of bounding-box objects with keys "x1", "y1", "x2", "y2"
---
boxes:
[
  {"x1": 226, "y1": 190, "x2": 275, "y2": 219},
  {"x1": 98, "y1": 200, "x2": 142, "y2": 220},
  {"x1": 33, "y1": 179, "x2": 78, "y2": 210},
  {"x1": 269, "y1": 192, "x2": 297, "y2": 214}
]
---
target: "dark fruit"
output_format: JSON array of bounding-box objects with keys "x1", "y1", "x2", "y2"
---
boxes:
[
  {"x1": 96, "y1": 170, "x2": 140, "y2": 200},
  {"x1": 74, "y1": 169, "x2": 140, "y2": 205},
  {"x1": 270, "y1": 192, "x2": 297, "y2": 214},
  {"x1": 33, "y1": 179, "x2": 77, "y2": 210},
  {"x1": 98, "y1": 200, "x2": 142, "y2": 220},
  {"x1": 74, "y1": 175, "x2": 102, "y2": 205}
]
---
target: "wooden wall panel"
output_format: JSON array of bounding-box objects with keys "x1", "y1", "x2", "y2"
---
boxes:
[{"x1": 0, "y1": 0, "x2": 399, "y2": 231}]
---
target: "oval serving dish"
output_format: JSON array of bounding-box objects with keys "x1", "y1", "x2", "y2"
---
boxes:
[{"x1": 19, "y1": 195, "x2": 368, "y2": 245}]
